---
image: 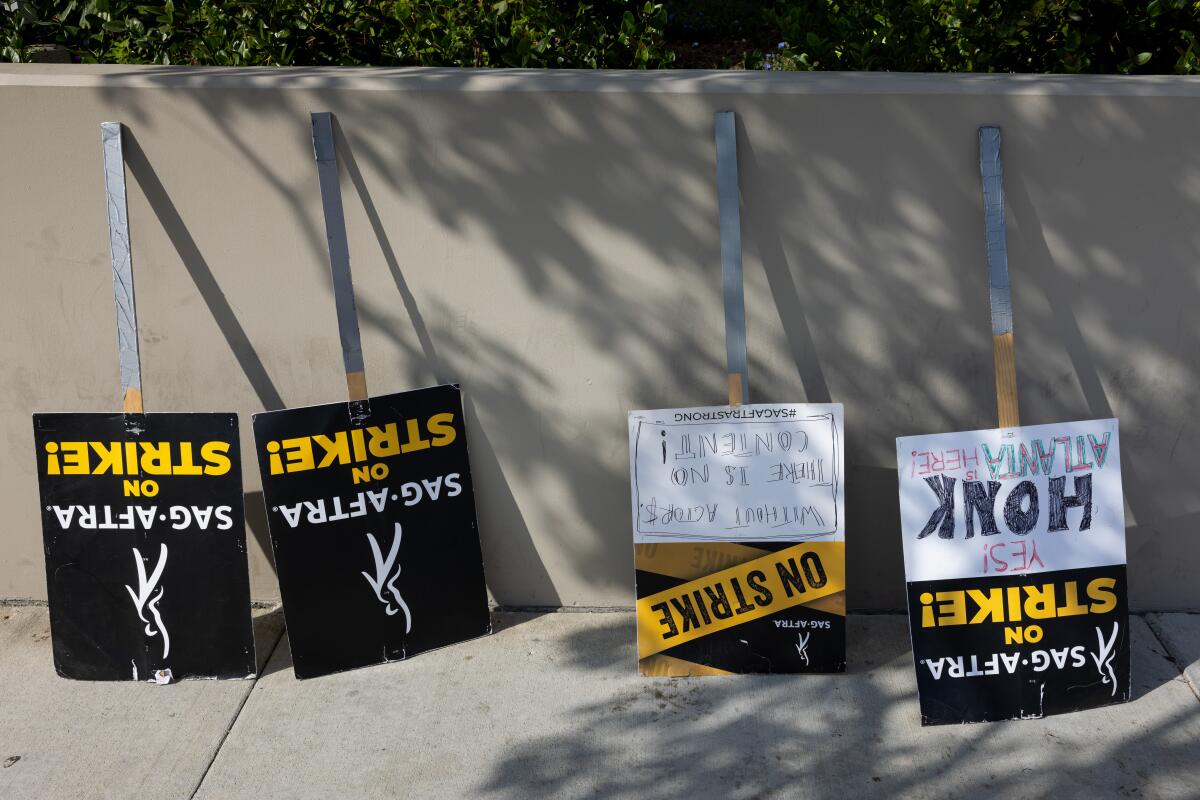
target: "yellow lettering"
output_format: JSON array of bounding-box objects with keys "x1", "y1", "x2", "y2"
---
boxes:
[
  {"x1": 89, "y1": 442, "x2": 123, "y2": 475},
  {"x1": 174, "y1": 442, "x2": 204, "y2": 475},
  {"x1": 367, "y1": 424, "x2": 401, "y2": 458},
  {"x1": 428, "y1": 413, "x2": 457, "y2": 447},
  {"x1": 139, "y1": 442, "x2": 173, "y2": 475},
  {"x1": 60, "y1": 442, "x2": 89, "y2": 475},
  {"x1": 350, "y1": 428, "x2": 367, "y2": 462},
  {"x1": 266, "y1": 441, "x2": 283, "y2": 475},
  {"x1": 919, "y1": 592, "x2": 935, "y2": 628},
  {"x1": 967, "y1": 588, "x2": 1005, "y2": 624},
  {"x1": 1057, "y1": 581, "x2": 1090, "y2": 617},
  {"x1": 401, "y1": 418, "x2": 431, "y2": 453},
  {"x1": 313, "y1": 433, "x2": 352, "y2": 469},
  {"x1": 281, "y1": 437, "x2": 315, "y2": 472},
  {"x1": 201, "y1": 441, "x2": 232, "y2": 476},
  {"x1": 44, "y1": 442, "x2": 60, "y2": 475},
  {"x1": 1023, "y1": 584, "x2": 1057, "y2": 620},
  {"x1": 935, "y1": 591, "x2": 967, "y2": 626},
  {"x1": 1006, "y1": 586, "x2": 1023, "y2": 623},
  {"x1": 1087, "y1": 577, "x2": 1118, "y2": 614}
]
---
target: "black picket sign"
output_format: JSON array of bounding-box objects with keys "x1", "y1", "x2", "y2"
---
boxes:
[
  {"x1": 896, "y1": 419, "x2": 1130, "y2": 724},
  {"x1": 32, "y1": 413, "x2": 256, "y2": 681},
  {"x1": 907, "y1": 565, "x2": 1130, "y2": 724},
  {"x1": 253, "y1": 384, "x2": 490, "y2": 679}
]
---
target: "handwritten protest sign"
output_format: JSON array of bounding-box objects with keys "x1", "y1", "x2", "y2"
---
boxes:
[
  {"x1": 253, "y1": 384, "x2": 490, "y2": 679},
  {"x1": 629, "y1": 404, "x2": 845, "y2": 675},
  {"x1": 33, "y1": 413, "x2": 255, "y2": 681},
  {"x1": 896, "y1": 418, "x2": 1129, "y2": 724}
]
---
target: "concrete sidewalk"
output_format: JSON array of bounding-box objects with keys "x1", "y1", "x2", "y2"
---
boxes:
[{"x1": 1, "y1": 608, "x2": 1197, "y2": 800}]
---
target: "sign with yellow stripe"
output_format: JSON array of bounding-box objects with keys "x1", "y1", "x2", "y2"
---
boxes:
[
  {"x1": 629, "y1": 404, "x2": 846, "y2": 675},
  {"x1": 637, "y1": 542, "x2": 844, "y2": 658}
]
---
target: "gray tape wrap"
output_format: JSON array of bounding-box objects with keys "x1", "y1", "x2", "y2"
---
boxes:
[
  {"x1": 101, "y1": 122, "x2": 142, "y2": 394},
  {"x1": 311, "y1": 112, "x2": 366, "y2": 375},
  {"x1": 979, "y1": 126, "x2": 1013, "y2": 337},
  {"x1": 715, "y1": 111, "x2": 748, "y2": 403}
]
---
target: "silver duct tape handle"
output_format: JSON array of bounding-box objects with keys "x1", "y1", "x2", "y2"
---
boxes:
[
  {"x1": 715, "y1": 111, "x2": 748, "y2": 406},
  {"x1": 101, "y1": 121, "x2": 145, "y2": 418},
  {"x1": 979, "y1": 126, "x2": 1013, "y2": 337},
  {"x1": 311, "y1": 112, "x2": 370, "y2": 413}
]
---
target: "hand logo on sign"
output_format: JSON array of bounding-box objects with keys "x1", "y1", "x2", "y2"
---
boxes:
[
  {"x1": 1090, "y1": 622, "x2": 1121, "y2": 697},
  {"x1": 795, "y1": 631, "x2": 811, "y2": 666},
  {"x1": 361, "y1": 523, "x2": 412, "y2": 633},
  {"x1": 125, "y1": 544, "x2": 170, "y2": 660}
]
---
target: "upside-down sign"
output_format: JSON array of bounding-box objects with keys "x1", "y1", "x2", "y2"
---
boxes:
[
  {"x1": 896, "y1": 418, "x2": 1130, "y2": 724},
  {"x1": 253, "y1": 384, "x2": 490, "y2": 679},
  {"x1": 33, "y1": 413, "x2": 256, "y2": 681},
  {"x1": 629, "y1": 404, "x2": 846, "y2": 676}
]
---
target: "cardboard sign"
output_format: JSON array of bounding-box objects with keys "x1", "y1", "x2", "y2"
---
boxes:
[
  {"x1": 896, "y1": 418, "x2": 1129, "y2": 724},
  {"x1": 253, "y1": 384, "x2": 490, "y2": 679},
  {"x1": 629, "y1": 404, "x2": 846, "y2": 675},
  {"x1": 33, "y1": 413, "x2": 255, "y2": 681}
]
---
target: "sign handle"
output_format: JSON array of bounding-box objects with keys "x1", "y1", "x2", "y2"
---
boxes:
[
  {"x1": 979, "y1": 126, "x2": 1019, "y2": 428},
  {"x1": 311, "y1": 112, "x2": 369, "y2": 408},
  {"x1": 101, "y1": 122, "x2": 144, "y2": 414},
  {"x1": 715, "y1": 111, "x2": 748, "y2": 408}
]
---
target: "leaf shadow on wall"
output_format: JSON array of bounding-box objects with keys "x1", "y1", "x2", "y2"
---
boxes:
[
  {"x1": 332, "y1": 115, "x2": 560, "y2": 608},
  {"x1": 92, "y1": 70, "x2": 1200, "y2": 613},
  {"x1": 121, "y1": 130, "x2": 286, "y2": 594}
]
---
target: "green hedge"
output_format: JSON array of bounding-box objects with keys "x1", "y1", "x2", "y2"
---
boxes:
[
  {"x1": 3, "y1": 1, "x2": 1198, "y2": 73},
  {"x1": 756, "y1": 1, "x2": 1200, "y2": 74},
  {"x1": 1, "y1": 1, "x2": 674, "y2": 68}
]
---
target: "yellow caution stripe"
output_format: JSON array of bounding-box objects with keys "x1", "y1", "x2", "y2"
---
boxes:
[
  {"x1": 636, "y1": 542, "x2": 845, "y2": 658},
  {"x1": 639, "y1": 653, "x2": 735, "y2": 677},
  {"x1": 634, "y1": 542, "x2": 769, "y2": 582}
]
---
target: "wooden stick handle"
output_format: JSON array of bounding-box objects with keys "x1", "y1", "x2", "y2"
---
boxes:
[
  {"x1": 727, "y1": 374, "x2": 744, "y2": 408},
  {"x1": 992, "y1": 331, "x2": 1019, "y2": 428}
]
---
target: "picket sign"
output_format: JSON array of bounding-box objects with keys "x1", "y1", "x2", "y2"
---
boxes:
[
  {"x1": 978, "y1": 126, "x2": 1019, "y2": 428},
  {"x1": 100, "y1": 122, "x2": 145, "y2": 414},
  {"x1": 248, "y1": 113, "x2": 491, "y2": 679},
  {"x1": 627, "y1": 114, "x2": 848, "y2": 678},
  {"x1": 30, "y1": 124, "x2": 257, "y2": 682},
  {"x1": 890, "y1": 129, "x2": 1130, "y2": 724}
]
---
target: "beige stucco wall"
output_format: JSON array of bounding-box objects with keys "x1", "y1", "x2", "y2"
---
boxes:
[{"x1": 2, "y1": 66, "x2": 1198, "y2": 610}]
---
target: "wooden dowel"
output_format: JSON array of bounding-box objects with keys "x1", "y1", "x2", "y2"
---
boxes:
[{"x1": 992, "y1": 331, "x2": 1019, "y2": 428}]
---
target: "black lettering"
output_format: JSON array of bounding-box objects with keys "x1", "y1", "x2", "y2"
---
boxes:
[
  {"x1": 670, "y1": 595, "x2": 701, "y2": 632},
  {"x1": 918, "y1": 476, "x2": 956, "y2": 539},
  {"x1": 729, "y1": 578, "x2": 756, "y2": 615},
  {"x1": 651, "y1": 601, "x2": 677, "y2": 639},
  {"x1": 746, "y1": 569, "x2": 773, "y2": 607},
  {"x1": 1048, "y1": 474, "x2": 1092, "y2": 532},
  {"x1": 800, "y1": 551, "x2": 827, "y2": 588},
  {"x1": 962, "y1": 480, "x2": 1001, "y2": 538},
  {"x1": 703, "y1": 584, "x2": 733, "y2": 620},
  {"x1": 776, "y1": 558, "x2": 808, "y2": 598},
  {"x1": 692, "y1": 590, "x2": 712, "y2": 625},
  {"x1": 1004, "y1": 480, "x2": 1039, "y2": 535}
]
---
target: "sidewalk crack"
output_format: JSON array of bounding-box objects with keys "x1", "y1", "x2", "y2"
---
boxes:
[
  {"x1": 188, "y1": 619, "x2": 286, "y2": 799},
  {"x1": 1143, "y1": 612, "x2": 1200, "y2": 704}
]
